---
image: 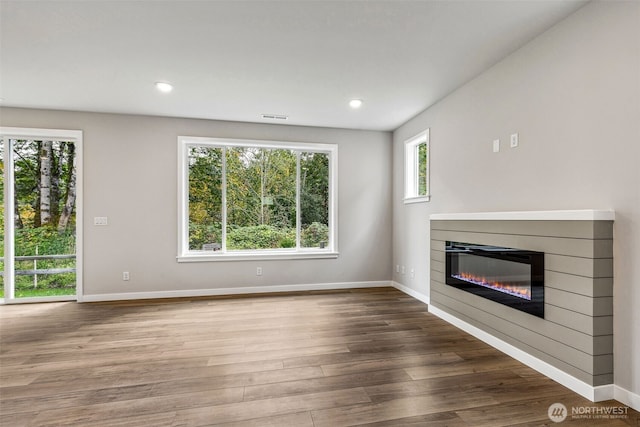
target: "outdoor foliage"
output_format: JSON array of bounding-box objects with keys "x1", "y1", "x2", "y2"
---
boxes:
[
  {"x1": 12, "y1": 227, "x2": 75, "y2": 292},
  {"x1": 14, "y1": 227, "x2": 75, "y2": 257},
  {"x1": 227, "y1": 225, "x2": 296, "y2": 250},
  {"x1": 188, "y1": 146, "x2": 223, "y2": 250},
  {"x1": 301, "y1": 222, "x2": 329, "y2": 248},
  {"x1": 418, "y1": 141, "x2": 428, "y2": 196},
  {"x1": 226, "y1": 147, "x2": 297, "y2": 231},
  {"x1": 188, "y1": 145, "x2": 329, "y2": 251},
  {"x1": 1, "y1": 139, "x2": 77, "y2": 298}
]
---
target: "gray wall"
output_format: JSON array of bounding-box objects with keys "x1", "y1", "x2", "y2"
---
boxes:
[
  {"x1": 1, "y1": 108, "x2": 393, "y2": 295},
  {"x1": 392, "y1": 1, "x2": 639, "y2": 395}
]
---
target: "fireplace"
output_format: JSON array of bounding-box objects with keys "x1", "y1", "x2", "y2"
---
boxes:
[{"x1": 445, "y1": 241, "x2": 544, "y2": 318}]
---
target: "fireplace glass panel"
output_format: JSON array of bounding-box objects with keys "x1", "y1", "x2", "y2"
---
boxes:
[
  {"x1": 445, "y1": 241, "x2": 544, "y2": 318},
  {"x1": 452, "y1": 253, "x2": 532, "y2": 300}
]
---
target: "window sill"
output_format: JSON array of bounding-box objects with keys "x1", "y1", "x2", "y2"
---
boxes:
[
  {"x1": 177, "y1": 251, "x2": 340, "y2": 262},
  {"x1": 404, "y1": 195, "x2": 431, "y2": 204}
]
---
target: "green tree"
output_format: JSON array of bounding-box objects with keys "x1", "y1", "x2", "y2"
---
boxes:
[
  {"x1": 3, "y1": 139, "x2": 77, "y2": 296},
  {"x1": 226, "y1": 147, "x2": 296, "y2": 230},
  {"x1": 300, "y1": 152, "x2": 329, "y2": 226},
  {"x1": 418, "y1": 142, "x2": 428, "y2": 196},
  {"x1": 188, "y1": 146, "x2": 223, "y2": 250},
  {"x1": 187, "y1": 144, "x2": 330, "y2": 251}
]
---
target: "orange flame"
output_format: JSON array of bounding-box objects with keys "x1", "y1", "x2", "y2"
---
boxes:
[{"x1": 454, "y1": 272, "x2": 531, "y2": 300}]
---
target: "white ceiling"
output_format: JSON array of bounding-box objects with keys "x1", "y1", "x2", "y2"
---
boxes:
[{"x1": 0, "y1": 0, "x2": 588, "y2": 131}]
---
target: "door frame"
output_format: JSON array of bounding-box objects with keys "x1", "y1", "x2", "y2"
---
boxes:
[{"x1": 1, "y1": 127, "x2": 83, "y2": 303}]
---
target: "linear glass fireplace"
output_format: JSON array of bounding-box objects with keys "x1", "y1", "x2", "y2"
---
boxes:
[{"x1": 445, "y1": 241, "x2": 544, "y2": 318}]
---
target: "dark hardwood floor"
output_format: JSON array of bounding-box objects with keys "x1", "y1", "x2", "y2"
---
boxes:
[{"x1": 1, "y1": 287, "x2": 637, "y2": 426}]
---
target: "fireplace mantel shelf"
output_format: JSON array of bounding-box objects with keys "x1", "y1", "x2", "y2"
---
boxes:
[{"x1": 430, "y1": 209, "x2": 615, "y2": 221}]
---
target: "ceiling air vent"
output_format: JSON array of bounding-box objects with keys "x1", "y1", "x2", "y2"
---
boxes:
[{"x1": 261, "y1": 113, "x2": 288, "y2": 120}]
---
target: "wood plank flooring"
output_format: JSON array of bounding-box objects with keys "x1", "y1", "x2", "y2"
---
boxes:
[{"x1": 1, "y1": 287, "x2": 638, "y2": 426}]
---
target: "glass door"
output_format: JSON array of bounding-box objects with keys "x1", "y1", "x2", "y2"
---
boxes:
[{"x1": 1, "y1": 128, "x2": 82, "y2": 303}]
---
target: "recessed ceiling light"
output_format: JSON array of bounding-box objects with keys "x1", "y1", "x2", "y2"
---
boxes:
[
  {"x1": 349, "y1": 99, "x2": 363, "y2": 109},
  {"x1": 155, "y1": 82, "x2": 173, "y2": 93}
]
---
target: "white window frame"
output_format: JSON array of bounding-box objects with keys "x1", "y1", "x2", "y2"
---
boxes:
[
  {"x1": 403, "y1": 129, "x2": 430, "y2": 204},
  {"x1": 177, "y1": 136, "x2": 338, "y2": 262},
  {"x1": 1, "y1": 127, "x2": 84, "y2": 304}
]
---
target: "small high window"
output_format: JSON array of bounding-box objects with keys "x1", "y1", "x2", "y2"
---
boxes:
[{"x1": 404, "y1": 129, "x2": 430, "y2": 203}]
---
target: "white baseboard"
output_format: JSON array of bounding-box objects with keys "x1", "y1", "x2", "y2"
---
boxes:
[
  {"x1": 427, "y1": 305, "x2": 614, "y2": 403},
  {"x1": 80, "y1": 280, "x2": 391, "y2": 302},
  {"x1": 391, "y1": 281, "x2": 429, "y2": 305},
  {"x1": 614, "y1": 385, "x2": 640, "y2": 412},
  {"x1": 390, "y1": 287, "x2": 640, "y2": 412}
]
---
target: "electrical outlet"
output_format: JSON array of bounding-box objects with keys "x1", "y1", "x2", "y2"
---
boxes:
[
  {"x1": 410, "y1": 268, "x2": 415, "y2": 278},
  {"x1": 256, "y1": 267, "x2": 263, "y2": 276},
  {"x1": 401, "y1": 266, "x2": 405, "y2": 275},
  {"x1": 396, "y1": 265, "x2": 400, "y2": 273},
  {"x1": 493, "y1": 139, "x2": 500, "y2": 153},
  {"x1": 122, "y1": 271, "x2": 130, "y2": 281},
  {"x1": 510, "y1": 133, "x2": 519, "y2": 148}
]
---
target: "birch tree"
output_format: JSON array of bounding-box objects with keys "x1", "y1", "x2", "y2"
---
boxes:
[{"x1": 39, "y1": 141, "x2": 53, "y2": 226}]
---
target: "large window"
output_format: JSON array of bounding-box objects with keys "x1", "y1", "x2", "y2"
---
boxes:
[
  {"x1": 178, "y1": 137, "x2": 337, "y2": 260},
  {"x1": 404, "y1": 129, "x2": 430, "y2": 203}
]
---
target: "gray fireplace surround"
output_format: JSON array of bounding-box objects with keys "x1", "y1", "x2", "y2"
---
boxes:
[{"x1": 429, "y1": 210, "x2": 614, "y2": 401}]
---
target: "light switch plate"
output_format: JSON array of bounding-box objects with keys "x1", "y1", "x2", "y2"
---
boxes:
[
  {"x1": 493, "y1": 139, "x2": 500, "y2": 153},
  {"x1": 94, "y1": 216, "x2": 108, "y2": 226}
]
